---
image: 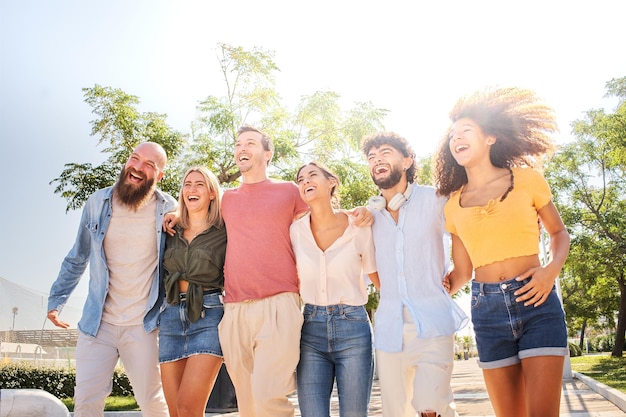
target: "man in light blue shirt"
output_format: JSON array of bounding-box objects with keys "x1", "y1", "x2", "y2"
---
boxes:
[
  {"x1": 47, "y1": 142, "x2": 175, "y2": 417},
  {"x1": 363, "y1": 132, "x2": 468, "y2": 417}
]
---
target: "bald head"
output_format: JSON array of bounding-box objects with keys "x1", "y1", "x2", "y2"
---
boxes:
[
  {"x1": 114, "y1": 142, "x2": 167, "y2": 210},
  {"x1": 134, "y1": 141, "x2": 168, "y2": 172}
]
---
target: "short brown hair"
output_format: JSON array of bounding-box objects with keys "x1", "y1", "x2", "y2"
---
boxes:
[{"x1": 236, "y1": 125, "x2": 274, "y2": 153}]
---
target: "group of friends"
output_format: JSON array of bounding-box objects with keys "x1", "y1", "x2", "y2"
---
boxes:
[{"x1": 47, "y1": 86, "x2": 570, "y2": 417}]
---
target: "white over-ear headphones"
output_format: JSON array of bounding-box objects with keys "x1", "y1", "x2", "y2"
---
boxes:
[{"x1": 368, "y1": 183, "x2": 413, "y2": 211}]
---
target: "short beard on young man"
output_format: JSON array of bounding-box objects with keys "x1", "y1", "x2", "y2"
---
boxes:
[
  {"x1": 114, "y1": 167, "x2": 155, "y2": 210},
  {"x1": 372, "y1": 166, "x2": 403, "y2": 190}
]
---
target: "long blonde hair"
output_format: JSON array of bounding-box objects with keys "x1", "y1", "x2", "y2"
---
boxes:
[{"x1": 178, "y1": 166, "x2": 224, "y2": 229}]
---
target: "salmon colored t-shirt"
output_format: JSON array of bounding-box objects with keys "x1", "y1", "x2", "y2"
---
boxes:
[
  {"x1": 444, "y1": 167, "x2": 552, "y2": 268},
  {"x1": 222, "y1": 179, "x2": 309, "y2": 302}
]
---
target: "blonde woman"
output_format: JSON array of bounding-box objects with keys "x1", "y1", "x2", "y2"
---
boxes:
[{"x1": 158, "y1": 166, "x2": 227, "y2": 417}]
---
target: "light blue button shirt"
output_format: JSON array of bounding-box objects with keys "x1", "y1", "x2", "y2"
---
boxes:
[
  {"x1": 48, "y1": 186, "x2": 176, "y2": 337},
  {"x1": 372, "y1": 184, "x2": 468, "y2": 353}
]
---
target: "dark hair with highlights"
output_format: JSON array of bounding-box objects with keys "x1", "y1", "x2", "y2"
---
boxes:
[
  {"x1": 296, "y1": 161, "x2": 341, "y2": 209},
  {"x1": 433, "y1": 87, "x2": 558, "y2": 196}
]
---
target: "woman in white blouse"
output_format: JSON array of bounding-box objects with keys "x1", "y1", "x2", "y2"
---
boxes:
[{"x1": 290, "y1": 161, "x2": 379, "y2": 417}]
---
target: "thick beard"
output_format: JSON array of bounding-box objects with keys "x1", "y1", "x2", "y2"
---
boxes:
[
  {"x1": 372, "y1": 166, "x2": 403, "y2": 190},
  {"x1": 114, "y1": 167, "x2": 155, "y2": 211}
]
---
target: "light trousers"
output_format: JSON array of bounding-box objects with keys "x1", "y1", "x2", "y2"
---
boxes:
[
  {"x1": 376, "y1": 310, "x2": 458, "y2": 417},
  {"x1": 74, "y1": 322, "x2": 168, "y2": 417},
  {"x1": 218, "y1": 292, "x2": 303, "y2": 417}
]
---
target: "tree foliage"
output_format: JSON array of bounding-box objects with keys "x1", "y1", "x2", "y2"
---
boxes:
[
  {"x1": 50, "y1": 85, "x2": 186, "y2": 211},
  {"x1": 52, "y1": 44, "x2": 389, "y2": 209},
  {"x1": 546, "y1": 76, "x2": 626, "y2": 357}
]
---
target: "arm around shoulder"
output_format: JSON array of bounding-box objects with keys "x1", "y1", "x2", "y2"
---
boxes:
[
  {"x1": 446, "y1": 233, "x2": 473, "y2": 295},
  {"x1": 345, "y1": 206, "x2": 373, "y2": 227}
]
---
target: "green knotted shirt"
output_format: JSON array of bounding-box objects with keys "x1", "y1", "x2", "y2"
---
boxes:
[{"x1": 162, "y1": 223, "x2": 227, "y2": 322}]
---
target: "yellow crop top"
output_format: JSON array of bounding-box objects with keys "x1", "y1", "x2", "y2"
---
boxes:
[{"x1": 444, "y1": 167, "x2": 552, "y2": 268}]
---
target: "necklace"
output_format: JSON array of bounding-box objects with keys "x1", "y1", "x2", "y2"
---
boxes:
[{"x1": 188, "y1": 219, "x2": 210, "y2": 238}]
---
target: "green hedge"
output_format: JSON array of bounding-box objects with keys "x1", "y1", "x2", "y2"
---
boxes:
[{"x1": 0, "y1": 363, "x2": 133, "y2": 398}]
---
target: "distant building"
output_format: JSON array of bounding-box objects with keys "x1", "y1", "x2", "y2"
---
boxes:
[{"x1": 1, "y1": 329, "x2": 78, "y2": 365}]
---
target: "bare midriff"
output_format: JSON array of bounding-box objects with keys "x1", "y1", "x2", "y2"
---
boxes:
[
  {"x1": 474, "y1": 254, "x2": 540, "y2": 283},
  {"x1": 178, "y1": 280, "x2": 190, "y2": 293},
  {"x1": 177, "y1": 280, "x2": 212, "y2": 293}
]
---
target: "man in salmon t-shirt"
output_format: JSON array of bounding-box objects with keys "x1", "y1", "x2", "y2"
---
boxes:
[{"x1": 218, "y1": 125, "x2": 308, "y2": 417}]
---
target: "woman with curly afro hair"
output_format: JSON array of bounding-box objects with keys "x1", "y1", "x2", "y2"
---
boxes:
[{"x1": 433, "y1": 87, "x2": 570, "y2": 417}]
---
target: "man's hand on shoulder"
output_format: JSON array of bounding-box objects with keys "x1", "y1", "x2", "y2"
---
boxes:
[
  {"x1": 163, "y1": 211, "x2": 179, "y2": 236},
  {"x1": 346, "y1": 206, "x2": 373, "y2": 227}
]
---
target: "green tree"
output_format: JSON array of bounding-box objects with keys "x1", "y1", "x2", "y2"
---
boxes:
[
  {"x1": 559, "y1": 231, "x2": 619, "y2": 349},
  {"x1": 183, "y1": 43, "x2": 284, "y2": 185},
  {"x1": 50, "y1": 85, "x2": 186, "y2": 210},
  {"x1": 546, "y1": 76, "x2": 626, "y2": 357},
  {"x1": 183, "y1": 43, "x2": 387, "y2": 206},
  {"x1": 52, "y1": 44, "x2": 389, "y2": 210}
]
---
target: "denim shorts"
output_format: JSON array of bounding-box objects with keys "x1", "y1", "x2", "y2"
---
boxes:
[
  {"x1": 158, "y1": 291, "x2": 224, "y2": 363},
  {"x1": 471, "y1": 277, "x2": 568, "y2": 369}
]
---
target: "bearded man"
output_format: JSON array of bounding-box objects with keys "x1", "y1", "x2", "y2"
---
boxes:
[
  {"x1": 362, "y1": 132, "x2": 468, "y2": 417},
  {"x1": 48, "y1": 142, "x2": 175, "y2": 417}
]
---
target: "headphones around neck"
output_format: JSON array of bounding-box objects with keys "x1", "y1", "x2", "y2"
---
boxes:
[{"x1": 368, "y1": 182, "x2": 413, "y2": 211}]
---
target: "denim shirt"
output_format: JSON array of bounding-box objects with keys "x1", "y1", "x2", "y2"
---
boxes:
[
  {"x1": 372, "y1": 184, "x2": 468, "y2": 353},
  {"x1": 48, "y1": 186, "x2": 176, "y2": 337}
]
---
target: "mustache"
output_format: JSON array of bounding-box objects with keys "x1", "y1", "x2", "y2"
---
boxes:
[
  {"x1": 372, "y1": 167, "x2": 403, "y2": 189},
  {"x1": 114, "y1": 166, "x2": 155, "y2": 210}
]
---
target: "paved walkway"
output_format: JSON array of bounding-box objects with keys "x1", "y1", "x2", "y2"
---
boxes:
[
  {"x1": 449, "y1": 358, "x2": 626, "y2": 417},
  {"x1": 102, "y1": 358, "x2": 626, "y2": 416}
]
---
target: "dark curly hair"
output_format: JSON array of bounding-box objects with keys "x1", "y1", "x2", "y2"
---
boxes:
[
  {"x1": 361, "y1": 131, "x2": 417, "y2": 184},
  {"x1": 433, "y1": 87, "x2": 558, "y2": 196}
]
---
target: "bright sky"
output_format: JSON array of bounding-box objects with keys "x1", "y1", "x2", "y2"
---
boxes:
[{"x1": 1, "y1": 0, "x2": 624, "y2": 326}]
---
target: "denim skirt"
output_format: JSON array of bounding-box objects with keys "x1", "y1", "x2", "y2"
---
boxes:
[
  {"x1": 158, "y1": 291, "x2": 224, "y2": 363},
  {"x1": 471, "y1": 277, "x2": 568, "y2": 369}
]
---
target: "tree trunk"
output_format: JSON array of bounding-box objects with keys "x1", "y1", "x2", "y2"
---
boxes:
[
  {"x1": 611, "y1": 271, "x2": 625, "y2": 357},
  {"x1": 579, "y1": 320, "x2": 587, "y2": 351}
]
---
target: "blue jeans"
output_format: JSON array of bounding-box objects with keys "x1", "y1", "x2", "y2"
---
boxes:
[{"x1": 297, "y1": 304, "x2": 373, "y2": 417}]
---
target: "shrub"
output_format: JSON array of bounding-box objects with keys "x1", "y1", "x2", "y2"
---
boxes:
[
  {"x1": 569, "y1": 342, "x2": 582, "y2": 357},
  {"x1": 0, "y1": 363, "x2": 133, "y2": 398},
  {"x1": 592, "y1": 335, "x2": 615, "y2": 352},
  {"x1": 111, "y1": 368, "x2": 133, "y2": 396}
]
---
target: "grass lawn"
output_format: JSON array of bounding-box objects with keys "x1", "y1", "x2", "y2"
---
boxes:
[
  {"x1": 570, "y1": 353, "x2": 626, "y2": 393},
  {"x1": 61, "y1": 396, "x2": 139, "y2": 412}
]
